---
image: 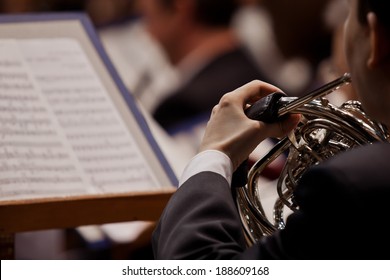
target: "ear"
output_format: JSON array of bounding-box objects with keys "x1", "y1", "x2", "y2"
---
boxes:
[{"x1": 367, "y1": 12, "x2": 390, "y2": 68}]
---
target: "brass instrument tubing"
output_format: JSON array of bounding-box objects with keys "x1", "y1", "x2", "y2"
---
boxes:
[{"x1": 278, "y1": 72, "x2": 352, "y2": 116}]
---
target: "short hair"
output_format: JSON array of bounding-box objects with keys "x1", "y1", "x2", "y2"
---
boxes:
[
  {"x1": 357, "y1": 0, "x2": 390, "y2": 31},
  {"x1": 159, "y1": 0, "x2": 239, "y2": 27}
]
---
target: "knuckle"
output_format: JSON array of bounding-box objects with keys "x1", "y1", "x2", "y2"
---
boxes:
[
  {"x1": 248, "y1": 79, "x2": 263, "y2": 86},
  {"x1": 219, "y1": 94, "x2": 233, "y2": 108},
  {"x1": 211, "y1": 104, "x2": 219, "y2": 114}
]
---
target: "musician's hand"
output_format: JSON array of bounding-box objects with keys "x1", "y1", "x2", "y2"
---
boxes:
[{"x1": 199, "y1": 80, "x2": 301, "y2": 170}]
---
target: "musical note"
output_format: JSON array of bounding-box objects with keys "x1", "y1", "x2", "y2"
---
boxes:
[{"x1": 0, "y1": 38, "x2": 161, "y2": 201}]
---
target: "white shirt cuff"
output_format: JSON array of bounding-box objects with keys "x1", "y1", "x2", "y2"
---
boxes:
[{"x1": 178, "y1": 150, "x2": 234, "y2": 187}]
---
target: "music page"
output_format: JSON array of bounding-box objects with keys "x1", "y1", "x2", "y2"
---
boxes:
[{"x1": 0, "y1": 38, "x2": 160, "y2": 201}]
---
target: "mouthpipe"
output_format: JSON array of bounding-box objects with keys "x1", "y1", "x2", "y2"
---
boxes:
[{"x1": 245, "y1": 73, "x2": 352, "y2": 123}]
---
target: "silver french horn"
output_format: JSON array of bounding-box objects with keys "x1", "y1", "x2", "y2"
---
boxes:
[{"x1": 233, "y1": 73, "x2": 390, "y2": 246}]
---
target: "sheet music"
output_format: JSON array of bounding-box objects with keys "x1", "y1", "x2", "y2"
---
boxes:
[{"x1": 0, "y1": 38, "x2": 160, "y2": 201}]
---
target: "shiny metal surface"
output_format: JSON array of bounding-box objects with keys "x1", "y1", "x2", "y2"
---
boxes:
[{"x1": 234, "y1": 74, "x2": 389, "y2": 245}]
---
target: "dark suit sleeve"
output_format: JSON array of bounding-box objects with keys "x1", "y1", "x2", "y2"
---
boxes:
[
  {"x1": 152, "y1": 171, "x2": 292, "y2": 259},
  {"x1": 152, "y1": 168, "x2": 345, "y2": 259},
  {"x1": 152, "y1": 171, "x2": 247, "y2": 259}
]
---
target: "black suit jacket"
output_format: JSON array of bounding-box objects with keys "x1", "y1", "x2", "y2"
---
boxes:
[
  {"x1": 152, "y1": 47, "x2": 266, "y2": 133},
  {"x1": 152, "y1": 142, "x2": 390, "y2": 259}
]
